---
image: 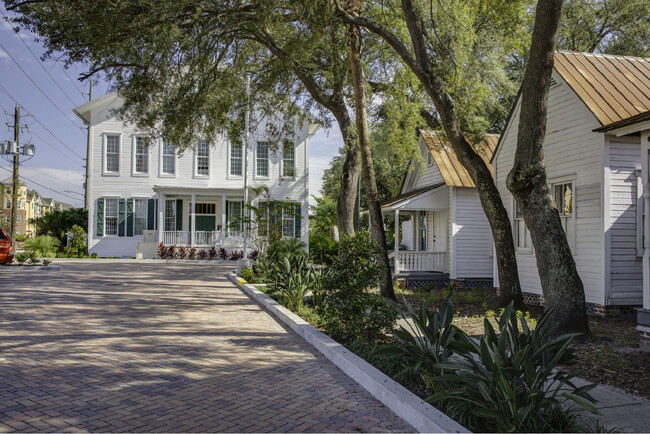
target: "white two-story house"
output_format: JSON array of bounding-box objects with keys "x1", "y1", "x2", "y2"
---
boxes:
[{"x1": 74, "y1": 92, "x2": 318, "y2": 258}]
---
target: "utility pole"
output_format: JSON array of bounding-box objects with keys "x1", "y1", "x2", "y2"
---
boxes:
[
  {"x1": 242, "y1": 72, "x2": 251, "y2": 259},
  {"x1": 84, "y1": 80, "x2": 93, "y2": 212},
  {"x1": 9, "y1": 103, "x2": 19, "y2": 254}
]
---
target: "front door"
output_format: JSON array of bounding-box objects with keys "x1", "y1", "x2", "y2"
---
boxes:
[{"x1": 432, "y1": 211, "x2": 447, "y2": 253}]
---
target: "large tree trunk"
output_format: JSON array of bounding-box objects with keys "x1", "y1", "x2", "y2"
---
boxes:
[
  {"x1": 347, "y1": 23, "x2": 396, "y2": 300},
  {"x1": 507, "y1": 0, "x2": 589, "y2": 336},
  {"x1": 335, "y1": 114, "x2": 360, "y2": 237}
]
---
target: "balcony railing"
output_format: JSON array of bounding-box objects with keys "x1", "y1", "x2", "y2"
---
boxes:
[
  {"x1": 388, "y1": 251, "x2": 447, "y2": 273},
  {"x1": 161, "y1": 230, "x2": 245, "y2": 247}
]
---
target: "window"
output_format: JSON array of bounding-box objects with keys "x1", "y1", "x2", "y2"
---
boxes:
[
  {"x1": 230, "y1": 143, "x2": 242, "y2": 176},
  {"x1": 282, "y1": 204, "x2": 295, "y2": 238},
  {"x1": 31, "y1": 202, "x2": 34, "y2": 210},
  {"x1": 227, "y1": 200, "x2": 243, "y2": 233},
  {"x1": 553, "y1": 182, "x2": 574, "y2": 249},
  {"x1": 419, "y1": 211, "x2": 427, "y2": 251},
  {"x1": 514, "y1": 203, "x2": 530, "y2": 249},
  {"x1": 256, "y1": 141, "x2": 269, "y2": 177},
  {"x1": 105, "y1": 135, "x2": 120, "y2": 173},
  {"x1": 105, "y1": 198, "x2": 118, "y2": 235},
  {"x1": 134, "y1": 199, "x2": 147, "y2": 236},
  {"x1": 427, "y1": 152, "x2": 433, "y2": 167},
  {"x1": 162, "y1": 140, "x2": 175, "y2": 174},
  {"x1": 196, "y1": 140, "x2": 209, "y2": 175},
  {"x1": 5, "y1": 199, "x2": 10, "y2": 209},
  {"x1": 282, "y1": 141, "x2": 295, "y2": 178},
  {"x1": 134, "y1": 137, "x2": 148, "y2": 174},
  {"x1": 164, "y1": 200, "x2": 176, "y2": 231},
  {"x1": 195, "y1": 203, "x2": 216, "y2": 214},
  {"x1": 16, "y1": 215, "x2": 20, "y2": 223}
]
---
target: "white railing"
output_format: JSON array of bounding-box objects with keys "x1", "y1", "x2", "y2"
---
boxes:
[
  {"x1": 162, "y1": 230, "x2": 243, "y2": 247},
  {"x1": 388, "y1": 251, "x2": 447, "y2": 273},
  {"x1": 163, "y1": 231, "x2": 190, "y2": 245},
  {"x1": 195, "y1": 231, "x2": 220, "y2": 246}
]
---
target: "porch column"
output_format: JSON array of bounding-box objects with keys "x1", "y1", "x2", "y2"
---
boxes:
[
  {"x1": 394, "y1": 209, "x2": 400, "y2": 276},
  {"x1": 221, "y1": 195, "x2": 227, "y2": 246},
  {"x1": 640, "y1": 130, "x2": 650, "y2": 352},
  {"x1": 157, "y1": 192, "x2": 164, "y2": 244},
  {"x1": 191, "y1": 194, "x2": 196, "y2": 247}
]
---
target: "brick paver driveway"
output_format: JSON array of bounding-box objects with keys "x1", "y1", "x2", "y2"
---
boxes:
[{"x1": 0, "y1": 260, "x2": 412, "y2": 433}]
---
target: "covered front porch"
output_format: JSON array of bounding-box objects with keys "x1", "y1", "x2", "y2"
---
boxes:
[
  {"x1": 154, "y1": 186, "x2": 247, "y2": 248},
  {"x1": 381, "y1": 184, "x2": 449, "y2": 276}
]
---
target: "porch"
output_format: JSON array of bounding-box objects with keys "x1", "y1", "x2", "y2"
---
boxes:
[{"x1": 161, "y1": 230, "x2": 245, "y2": 247}]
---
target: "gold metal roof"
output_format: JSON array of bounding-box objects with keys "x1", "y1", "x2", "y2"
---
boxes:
[
  {"x1": 420, "y1": 131, "x2": 498, "y2": 188},
  {"x1": 554, "y1": 51, "x2": 650, "y2": 129}
]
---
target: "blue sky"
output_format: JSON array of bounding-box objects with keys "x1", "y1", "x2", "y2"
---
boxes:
[{"x1": 0, "y1": 6, "x2": 341, "y2": 208}]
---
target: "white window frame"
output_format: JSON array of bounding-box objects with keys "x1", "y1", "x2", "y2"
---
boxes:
[
  {"x1": 550, "y1": 174, "x2": 576, "y2": 254},
  {"x1": 103, "y1": 133, "x2": 121, "y2": 176},
  {"x1": 513, "y1": 200, "x2": 532, "y2": 253},
  {"x1": 104, "y1": 197, "x2": 120, "y2": 237},
  {"x1": 282, "y1": 141, "x2": 296, "y2": 179},
  {"x1": 227, "y1": 200, "x2": 243, "y2": 234},
  {"x1": 133, "y1": 198, "x2": 148, "y2": 236},
  {"x1": 194, "y1": 139, "x2": 210, "y2": 177},
  {"x1": 228, "y1": 141, "x2": 243, "y2": 178},
  {"x1": 255, "y1": 141, "x2": 270, "y2": 179},
  {"x1": 5, "y1": 199, "x2": 10, "y2": 209},
  {"x1": 427, "y1": 151, "x2": 434, "y2": 167},
  {"x1": 132, "y1": 136, "x2": 150, "y2": 176},
  {"x1": 159, "y1": 139, "x2": 177, "y2": 177},
  {"x1": 164, "y1": 199, "x2": 177, "y2": 232}
]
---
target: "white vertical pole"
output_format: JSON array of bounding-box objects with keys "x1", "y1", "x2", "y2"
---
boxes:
[
  {"x1": 191, "y1": 193, "x2": 196, "y2": 247},
  {"x1": 221, "y1": 195, "x2": 227, "y2": 246},
  {"x1": 395, "y1": 209, "x2": 400, "y2": 276},
  {"x1": 158, "y1": 192, "x2": 164, "y2": 245},
  {"x1": 243, "y1": 72, "x2": 251, "y2": 256}
]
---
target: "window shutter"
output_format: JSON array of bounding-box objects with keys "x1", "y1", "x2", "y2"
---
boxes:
[
  {"x1": 154, "y1": 199, "x2": 158, "y2": 230},
  {"x1": 176, "y1": 199, "x2": 183, "y2": 231},
  {"x1": 225, "y1": 201, "x2": 229, "y2": 233},
  {"x1": 118, "y1": 198, "x2": 125, "y2": 237},
  {"x1": 96, "y1": 198, "x2": 104, "y2": 237},
  {"x1": 294, "y1": 203, "x2": 301, "y2": 238},
  {"x1": 147, "y1": 199, "x2": 155, "y2": 230},
  {"x1": 126, "y1": 198, "x2": 134, "y2": 237}
]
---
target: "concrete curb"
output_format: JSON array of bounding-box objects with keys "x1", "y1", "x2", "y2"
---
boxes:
[
  {"x1": 225, "y1": 272, "x2": 469, "y2": 434},
  {"x1": 1, "y1": 265, "x2": 62, "y2": 271}
]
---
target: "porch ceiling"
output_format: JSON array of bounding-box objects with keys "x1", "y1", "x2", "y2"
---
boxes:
[{"x1": 381, "y1": 183, "x2": 447, "y2": 213}]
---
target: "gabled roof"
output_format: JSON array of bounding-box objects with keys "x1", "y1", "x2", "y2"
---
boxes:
[
  {"x1": 554, "y1": 51, "x2": 650, "y2": 130},
  {"x1": 73, "y1": 92, "x2": 121, "y2": 125},
  {"x1": 420, "y1": 131, "x2": 498, "y2": 188}
]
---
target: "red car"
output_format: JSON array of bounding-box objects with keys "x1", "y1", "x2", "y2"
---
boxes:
[{"x1": 0, "y1": 227, "x2": 14, "y2": 264}]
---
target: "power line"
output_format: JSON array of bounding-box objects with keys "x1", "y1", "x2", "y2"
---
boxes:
[
  {"x1": 0, "y1": 165, "x2": 79, "y2": 201},
  {"x1": 29, "y1": 131, "x2": 85, "y2": 167},
  {"x1": 0, "y1": 10, "x2": 83, "y2": 106},
  {"x1": 0, "y1": 39, "x2": 85, "y2": 134},
  {"x1": 57, "y1": 61, "x2": 86, "y2": 99},
  {"x1": 22, "y1": 164, "x2": 84, "y2": 189}
]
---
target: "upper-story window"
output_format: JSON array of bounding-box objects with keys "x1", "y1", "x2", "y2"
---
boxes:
[
  {"x1": 134, "y1": 137, "x2": 149, "y2": 174},
  {"x1": 105, "y1": 135, "x2": 120, "y2": 173},
  {"x1": 196, "y1": 139, "x2": 209, "y2": 176},
  {"x1": 230, "y1": 143, "x2": 242, "y2": 176},
  {"x1": 5, "y1": 199, "x2": 10, "y2": 209},
  {"x1": 256, "y1": 141, "x2": 269, "y2": 177},
  {"x1": 161, "y1": 140, "x2": 175, "y2": 175},
  {"x1": 282, "y1": 141, "x2": 295, "y2": 178}
]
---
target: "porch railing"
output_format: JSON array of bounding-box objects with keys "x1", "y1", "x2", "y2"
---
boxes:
[
  {"x1": 388, "y1": 251, "x2": 447, "y2": 273},
  {"x1": 162, "y1": 230, "x2": 245, "y2": 247}
]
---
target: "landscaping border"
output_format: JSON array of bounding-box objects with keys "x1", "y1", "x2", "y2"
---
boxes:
[{"x1": 225, "y1": 271, "x2": 469, "y2": 434}]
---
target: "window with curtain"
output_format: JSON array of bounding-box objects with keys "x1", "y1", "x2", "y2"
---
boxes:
[
  {"x1": 106, "y1": 135, "x2": 120, "y2": 172},
  {"x1": 257, "y1": 141, "x2": 269, "y2": 177},
  {"x1": 162, "y1": 140, "x2": 175, "y2": 174},
  {"x1": 196, "y1": 140, "x2": 209, "y2": 175},
  {"x1": 105, "y1": 198, "x2": 118, "y2": 235}
]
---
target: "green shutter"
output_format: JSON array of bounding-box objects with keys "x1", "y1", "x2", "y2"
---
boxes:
[
  {"x1": 147, "y1": 199, "x2": 155, "y2": 230},
  {"x1": 225, "y1": 200, "x2": 229, "y2": 233},
  {"x1": 96, "y1": 198, "x2": 104, "y2": 237},
  {"x1": 154, "y1": 199, "x2": 158, "y2": 230},
  {"x1": 176, "y1": 199, "x2": 183, "y2": 231},
  {"x1": 126, "y1": 198, "x2": 134, "y2": 237},
  {"x1": 118, "y1": 198, "x2": 125, "y2": 237},
  {"x1": 294, "y1": 203, "x2": 301, "y2": 238}
]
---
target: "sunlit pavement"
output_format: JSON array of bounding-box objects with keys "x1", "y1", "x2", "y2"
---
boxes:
[{"x1": 0, "y1": 260, "x2": 411, "y2": 433}]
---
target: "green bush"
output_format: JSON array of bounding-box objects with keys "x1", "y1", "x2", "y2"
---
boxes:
[
  {"x1": 24, "y1": 235, "x2": 60, "y2": 258},
  {"x1": 319, "y1": 230, "x2": 397, "y2": 342},
  {"x1": 14, "y1": 233, "x2": 28, "y2": 242},
  {"x1": 431, "y1": 302, "x2": 598, "y2": 432},
  {"x1": 64, "y1": 225, "x2": 87, "y2": 258},
  {"x1": 240, "y1": 267, "x2": 257, "y2": 283},
  {"x1": 309, "y1": 232, "x2": 338, "y2": 265}
]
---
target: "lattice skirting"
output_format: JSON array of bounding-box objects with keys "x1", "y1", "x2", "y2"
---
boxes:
[
  {"x1": 406, "y1": 277, "x2": 450, "y2": 290},
  {"x1": 453, "y1": 279, "x2": 494, "y2": 289},
  {"x1": 522, "y1": 292, "x2": 544, "y2": 306},
  {"x1": 520, "y1": 294, "x2": 639, "y2": 318}
]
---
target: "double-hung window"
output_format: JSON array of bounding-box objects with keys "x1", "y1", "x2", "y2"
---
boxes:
[
  {"x1": 514, "y1": 202, "x2": 530, "y2": 250},
  {"x1": 4, "y1": 199, "x2": 9, "y2": 209},
  {"x1": 134, "y1": 137, "x2": 148, "y2": 174},
  {"x1": 282, "y1": 141, "x2": 295, "y2": 178},
  {"x1": 196, "y1": 140, "x2": 209, "y2": 175},
  {"x1": 105, "y1": 198, "x2": 118, "y2": 235},
  {"x1": 553, "y1": 181, "x2": 574, "y2": 250},
  {"x1": 134, "y1": 199, "x2": 147, "y2": 236},
  {"x1": 282, "y1": 204, "x2": 296, "y2": 238},
  {"x1": 230, "y1": 143, "x2": 242, "y2": 176},
  {"x1": 161, "y1": 140, "x2": 176, "y2": 175},
  {"x1": 227, "y1": 200, "x2": 243, "y2": 233},
  {"x1": 164, "y1": 200, "x2": 176, "y2": 231},
  {"x1": 105, "y1": 135, "x2": 120, "y2": 173},
  {"x1": 256, "y1": 141, "x2": 269, "y2": 177}
]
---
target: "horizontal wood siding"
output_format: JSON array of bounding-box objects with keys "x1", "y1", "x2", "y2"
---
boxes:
[
  {"x1": 415, "y1": 142, "x2": 444, "y2": 189},
  {"x1": 608, "y1": 140, "x2": 642, "y2": 304},
  {"x1": 492, "y1": 71, "x2": 606, "y2": 304},
  {"x1": 453, "y1": 188, "x2": 493, "y2": 279}
]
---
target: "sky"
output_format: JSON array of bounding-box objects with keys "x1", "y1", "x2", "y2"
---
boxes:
[{"x1": 0, "y1": 6, "x2": 342, "y2": 209}]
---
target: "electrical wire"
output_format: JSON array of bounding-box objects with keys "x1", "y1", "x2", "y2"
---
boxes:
[{"x1": 0, "y1": 165, "x2": 79, "y2": 201}]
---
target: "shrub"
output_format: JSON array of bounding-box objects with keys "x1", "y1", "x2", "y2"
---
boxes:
[
  {"x1": 42, "y1": 259, "x2": 52, "y2": 266},
  {"x1": 198, "y1": 249, "x2": 207, "y2": 260},
  {"x1": 240, "y1": 267, "x2": 257, "y2": 283},
  {"x1": 15, "y1": 253, "x2": 29, "y2": 265},
  {"x1": 309, "y1": 232, "x2": 338, "y2": 265},
  {"x1": 208, "y1": 247, "x2": 217, "y2": 260},
  {"x1": 90, "y1": 252, "x2": 98, "y2": 259},
  {"x1": 27, "y1": 251, "x2": 41, "y2": 265},
  {"x1": 431, "y1": 303, "x2": 598, "y2": 432},
  {"x1": 218, "y1": 247, "x2": 228, "y2": 260},
  {"x1": 166, "y1": 245, "x2": 177, "y2": 259},
  {"x1": 64, "y1": 225, "x2": 87, "y2": 258},
  {"x1": 248, "y1": 249, "x2": 259, "y2": 261},
  {"x1": 229, "y1": 250, "x2": 243, "y2": 260},
  {"x1": 178, "y1": 246, "x2": 188, "y2": 260},
  {"x1": 14, "y1": 233, "x2": 28, "y2": 242},
  {"x1": 158, "y1": 242, "x2": 167, "y2": 259},
  {"x1": 188, "y1": 247, "x2": 197, "y2": 260},
  {"x1": 24, "y1": 235, "x2": 60, "y2": 258},
  {"x1": 319, "y1": 230, "x2": 396, "y2": 342}
]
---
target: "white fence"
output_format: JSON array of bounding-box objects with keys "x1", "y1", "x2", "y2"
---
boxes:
[{"x1": 389, "y1": 251, "x2": 447, "y2": 273}]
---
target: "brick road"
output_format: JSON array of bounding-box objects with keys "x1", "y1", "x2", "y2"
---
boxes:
[{"x1": 0, "y1": 260, "x2": 412, "y2": 433}]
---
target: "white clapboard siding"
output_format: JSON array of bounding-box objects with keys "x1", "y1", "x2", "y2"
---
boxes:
[
  {"x1": 608, "y1": 141, "x2": 643, "y2": 304},
  {"x1": 453, "y1": 188, "x2": 493, "y2": 279},
  {"x1": 492, "y1": 70, "x2": 606, "y2": 304},
  {"x1": 414, "y1": 142, "x2": 444, "y2": 189}
]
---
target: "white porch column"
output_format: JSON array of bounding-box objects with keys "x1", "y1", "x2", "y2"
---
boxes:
[
  {"x1": 191, "y1": 194, "x2": 196, "y2": 247},
  {"x1": 221, "y1": 195, "x2": 227, "y2": 246},
  {"x1": 394, "y1": 209, "x2": 400, "y2": 276},
  {"x1": 157, "y1": 192, "x2": 164, "y2": 244}
]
